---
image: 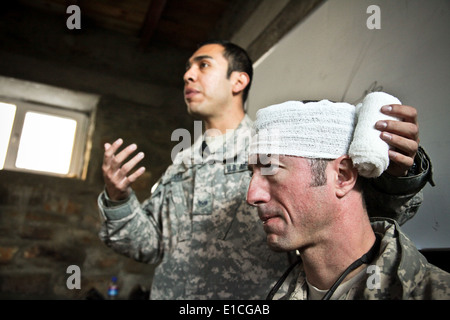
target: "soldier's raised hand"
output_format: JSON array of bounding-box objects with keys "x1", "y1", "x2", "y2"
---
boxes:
[{"x1": 102, "y1": 138, "x2": 146, "y2": 201}]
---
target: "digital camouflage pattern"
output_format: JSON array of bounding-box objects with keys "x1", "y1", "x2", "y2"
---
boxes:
[
  {"x1": 98, "y1": 115, "x2": 431, "y2": 300},
  {"x1": 282, "y1": 218, "x2": 450, "y2": 300},
  {"x1": 98, "y1": 115, "x2": 291, "y2": 299},
  {"x1": 363, "y1": 146, "x2": 433, "y2": 226}
]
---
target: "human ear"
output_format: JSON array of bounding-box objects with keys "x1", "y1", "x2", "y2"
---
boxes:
[
  {"x1": 334, "y1": 155, "x2": 358, "y2": 198},
  {"x1": 231, "y1": 72, "x2": 250, "y2": 95}
]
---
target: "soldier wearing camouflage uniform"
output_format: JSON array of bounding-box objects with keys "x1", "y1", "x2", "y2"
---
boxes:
[
  {"x1": 278, "y1": 218, "x2": 450, "y2": 300},
  {"x1": 98, "y1": 41, "x2": 433, "y2": 299},
  {"x1": 247, "y1": 100, "x2": 448, "y2": 300}
]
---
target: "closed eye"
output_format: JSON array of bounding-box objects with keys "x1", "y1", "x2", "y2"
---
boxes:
[{"x1": 260, "y1": 162, "x2": 280, "y2": 176}]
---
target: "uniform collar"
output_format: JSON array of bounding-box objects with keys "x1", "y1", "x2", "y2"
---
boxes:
[{"x1": 172, "y1": 114, "x2": 253, "y2": 167}]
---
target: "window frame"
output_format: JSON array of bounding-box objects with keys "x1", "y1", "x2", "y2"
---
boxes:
[{"x1": 0, "y1": 76, "x2": 98, "y2": 180}]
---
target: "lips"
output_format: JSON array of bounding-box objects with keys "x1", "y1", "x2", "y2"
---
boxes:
[
  {"x1": 184, "y1": 87, "x2": 200, "y2": 100},
  {"x1": 259, "y1": 213, "x2": 279, "y2": 225}
]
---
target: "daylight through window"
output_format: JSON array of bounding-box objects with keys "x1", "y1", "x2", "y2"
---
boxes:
[{"x1": 0, "y1": 76, "x2": 98, "y2": 179}]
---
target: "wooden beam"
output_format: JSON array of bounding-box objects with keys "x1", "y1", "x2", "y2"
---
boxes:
[
  {"x1": 246, "y1": 0, "x2": 325, "y2": 62},
  {"x1": 139, "y1": 0, "x2": 168, "y2": 48}
]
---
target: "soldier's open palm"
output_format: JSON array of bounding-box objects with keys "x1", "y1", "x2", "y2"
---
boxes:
[{"x1": 102, "y1": 138, "x2": 146, "y2": 201}]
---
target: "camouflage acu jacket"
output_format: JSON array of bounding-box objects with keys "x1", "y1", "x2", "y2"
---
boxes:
[
  {"x1": 98, "y1": 115, "x2": 431, "y2": 300},
  {"x1": 283, "y1": 218, "x2": 450, "y2": 300}
]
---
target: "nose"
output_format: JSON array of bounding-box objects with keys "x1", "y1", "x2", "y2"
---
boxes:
[
  {"x1": 246, "y1": 173, "x2": 271, "y2": 207},
  {"x1": 183, "y1": 65, "x2": 196, "y2": 84}
]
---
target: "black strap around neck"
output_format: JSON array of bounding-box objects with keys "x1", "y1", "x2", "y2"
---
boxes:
[
  {"x1": 266, "y1": 234, "x2": 382, "y2": 300},
  {"x1": 321, "y1": 234, "x2": 381, "y2": 300}
]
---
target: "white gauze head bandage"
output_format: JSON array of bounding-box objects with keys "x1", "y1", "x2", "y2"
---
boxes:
[{"x1": 249, "y1": 100, "x2": 357, "y2": 159}]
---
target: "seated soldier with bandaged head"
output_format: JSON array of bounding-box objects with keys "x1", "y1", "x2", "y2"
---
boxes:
[{"x1": 246, "y1": 94, "x2": 450, "y2": 300}]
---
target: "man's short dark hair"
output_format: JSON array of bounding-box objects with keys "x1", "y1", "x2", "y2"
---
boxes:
[
  {"x1": 307, "y1": 158, "x2": 364, "y2": 193},
  {"x1": 198, "y1": 40, "x2": 253, "y2": 103}
]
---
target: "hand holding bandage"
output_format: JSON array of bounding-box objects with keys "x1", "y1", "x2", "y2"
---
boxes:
[{"x1": 349, "y1": 92, "x2": 401, "y2": 178}]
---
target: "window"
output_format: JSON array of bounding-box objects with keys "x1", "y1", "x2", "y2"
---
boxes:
[{"x1": 0, "y1": 76, "x2": 98, "y2": 179}]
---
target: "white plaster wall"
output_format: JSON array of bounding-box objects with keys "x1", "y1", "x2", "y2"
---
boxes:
[{"x1": 248, "y1": 0, "x2": 450, "y2": 249}]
